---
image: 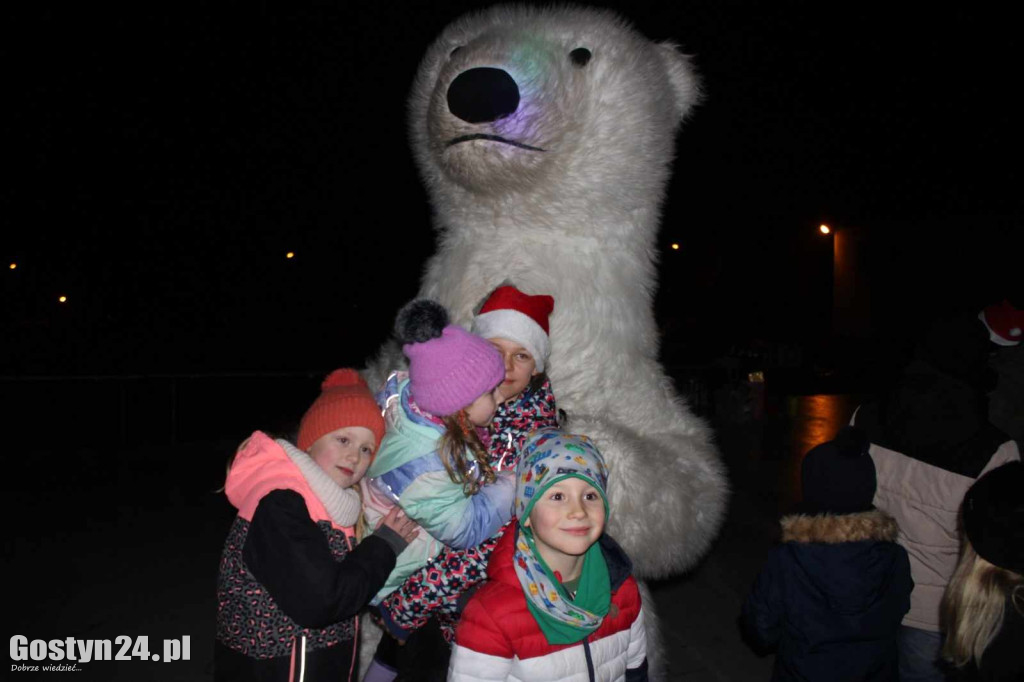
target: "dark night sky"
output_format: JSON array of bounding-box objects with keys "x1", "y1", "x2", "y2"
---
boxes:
[{"x1": 6, "y1": 2, "x2": 1022, "y2": 376}]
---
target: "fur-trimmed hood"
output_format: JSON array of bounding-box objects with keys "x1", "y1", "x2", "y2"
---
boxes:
[
  {"x1": 742, "y1": 512, "x2": 913, "y2": 682},
  {"x1": 778, "y1": 509, "x2": 909, "y2": 615},
  {"x1": 780, "y1": 509, "x2": 899, "y2": 544}
]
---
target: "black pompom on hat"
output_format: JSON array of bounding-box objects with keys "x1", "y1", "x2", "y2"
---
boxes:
[
  {"x1": 394, "y1": 299, "x2": 449, "y2": 344},
  {"x1": 962, "y1": 461, "x2": 1024, "y2": 575},
  {"x1": 392, "y1": 299, "x2": 504, "y2": 417}
]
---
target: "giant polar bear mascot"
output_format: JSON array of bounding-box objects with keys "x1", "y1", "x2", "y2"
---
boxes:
[
  {"x1": 365, "y1": 6, "x2": 727, "y2": 673},
  {"x1": 370, "y1": 2, "x2": 727, "y2": 575}
]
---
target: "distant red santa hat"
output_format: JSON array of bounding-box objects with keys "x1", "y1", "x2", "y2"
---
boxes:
[
  {"x1": 471, "y1": 285, "x2": 555, "y2": 372},
  {"x1": 979, "y1": 299, "x2": 1024, "y2": 346}
]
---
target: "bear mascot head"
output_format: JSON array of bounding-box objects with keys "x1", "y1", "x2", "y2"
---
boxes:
[{"x1": 369, "y1": 4, "x2": 727, "y2": 580}]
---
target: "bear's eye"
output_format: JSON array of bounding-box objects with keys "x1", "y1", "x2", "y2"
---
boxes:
[
  {"x1": 449, "y1": 46, "x2": 462, "y2": 59},
  {"x1": 569, "y1": 47, "x2": 592, "y2": 67}
]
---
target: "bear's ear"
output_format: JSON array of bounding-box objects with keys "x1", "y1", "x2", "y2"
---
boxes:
[{"x1": 655, "y1": 41, "x2": 702, "y2": 122}]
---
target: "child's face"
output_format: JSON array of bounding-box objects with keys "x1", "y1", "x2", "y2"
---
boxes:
[
  {"x1": 525, "y1": 477, "x2": 606, "y2": 563},
  {"x1": 489, "y1": 337, "x2": 539, "y2": 403},
  {"x1": 308, "y1": 426, "x2": 376, "y2": 488},
  {"x1": 465, "y1": 384, "x2": 502, "y2": 427}
]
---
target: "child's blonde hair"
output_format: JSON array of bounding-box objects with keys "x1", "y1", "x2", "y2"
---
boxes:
[
  {"x1": 941, "y1": 539, "x2": 1024, "y2": 668},
  {"x1": 352, "y1": 482, "x2": 370, "y2": 540},
  {"x1": 438, "y1": 410, "x2": 496, "y2": 496}
]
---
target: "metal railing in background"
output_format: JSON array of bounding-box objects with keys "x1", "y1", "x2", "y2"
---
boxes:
[
  {"x1": 0, "y1": 372, "x2": 324, "y2": 448},
  {"x1": 1, "y1": 367, "x2": 726, "y2": 450}
]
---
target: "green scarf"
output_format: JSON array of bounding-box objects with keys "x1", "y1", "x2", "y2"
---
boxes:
[{"x1": 516, "y1": 526, "x2": 612, "y2": 644}]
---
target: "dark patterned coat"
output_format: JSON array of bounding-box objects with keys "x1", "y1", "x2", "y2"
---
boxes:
[{"x1": 215, "y1": 431, "x2": 397, "y2": 681}]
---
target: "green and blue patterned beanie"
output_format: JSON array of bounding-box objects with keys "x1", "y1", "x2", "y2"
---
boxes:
[
  {"x1": 513, "y1": 427, "x2": 612, "y2": 644},
  {"x1": 515, "y1": 427, "x2": 610, "y2": 521}
]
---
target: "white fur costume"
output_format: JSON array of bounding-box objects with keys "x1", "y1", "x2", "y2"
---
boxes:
[{"x1": 364, "y1": 5, "x2": 728, "y2": 678}]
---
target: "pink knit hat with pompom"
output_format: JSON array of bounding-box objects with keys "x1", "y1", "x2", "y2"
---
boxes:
[{"x1": 396, "y1": 300, "x2": 504, "y2": 417}]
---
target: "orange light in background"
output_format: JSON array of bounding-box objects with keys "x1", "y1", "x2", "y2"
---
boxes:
[
  {"x1": 785, "y1": 394, "x2": 859, "y2": 510},
  {"x1": 286, "y1": 252, "x2": 295, "y2": 259},
  {"x1": 58, "y1": 295, "x2": 68, "y2": 303},
  {"x1": 9, "y1": 263, "x2": 16, "y2": 270},
  {"x1": 819, "y1": 224, "x2": 831, "y2": 235},
  {"x1": 670, "y1": 243, "x2": 680, "y2": 250}
]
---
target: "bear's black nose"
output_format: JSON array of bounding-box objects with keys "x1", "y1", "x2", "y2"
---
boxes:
[{"x1": 446, "y1": 67, "x2": 520, "y2": 124}]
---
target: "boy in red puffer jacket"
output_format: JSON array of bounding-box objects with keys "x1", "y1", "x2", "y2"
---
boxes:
[{"x1": 448, "y1": 427, "x2": 648, "y2": 682}]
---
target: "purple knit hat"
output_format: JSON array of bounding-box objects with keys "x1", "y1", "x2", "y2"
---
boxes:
[{"x1": 396, "y1": 300, "x2": 505, "y2": 417}]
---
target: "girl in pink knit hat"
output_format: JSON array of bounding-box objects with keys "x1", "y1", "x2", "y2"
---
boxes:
[
  {"x1": 363, "y1": 298, "x2": 533, "y2": 681},
  {"x1": 215, "y1": 369, "x2": 418, "y2": 682},
  {"x1": 374, "y1": 285, "x2": 558, "y2": 645},
  {"x1": 364, "y1": 290, "x2": 560, "y2": 681},
  {"x1": 363, "y1": 300, "x2": 513, "y2": 591}
]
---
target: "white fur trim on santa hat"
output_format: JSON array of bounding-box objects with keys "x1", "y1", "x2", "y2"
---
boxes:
[
  {"x1": 472, "y1": 308, "x2": 551, "y2": 372},
  {"x1": 979, "y1": 311, "x2": 1022, "y2": 347}
]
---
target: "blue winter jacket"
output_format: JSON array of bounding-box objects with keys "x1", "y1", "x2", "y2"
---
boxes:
[
  {"x1": 741, "y1": 510, "x2": 913, "y2": 682},
  {"x1": 364, "y1": 373, "x2": 515, "y2": 602}
]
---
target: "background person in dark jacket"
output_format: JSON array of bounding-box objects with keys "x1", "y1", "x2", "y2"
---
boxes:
[
  {"x1": 855, "y1": 312, "x2": 1020, "y2": 682},
  {"x1": 741, "y1": 427, "x2": 913, "y2": 681}
]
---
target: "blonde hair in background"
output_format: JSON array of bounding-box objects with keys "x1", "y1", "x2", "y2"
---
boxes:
[
  {"x1": 941, "y1": 539, "x2": 1024, "y2": 668},
  {"x1": 438, "y1": 411, "x2": 495, "y2": 496},
  {"x1": 352, "y1": 482, "x2": 370, "y2": 541}
]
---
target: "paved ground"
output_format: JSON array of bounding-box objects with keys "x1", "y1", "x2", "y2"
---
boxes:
[
  {"x1": 5, "y1": 394, "x2": 856, "y2": 680},
  {"x1": 649, "y1": 419, "x2": 785, "y2": 681}
]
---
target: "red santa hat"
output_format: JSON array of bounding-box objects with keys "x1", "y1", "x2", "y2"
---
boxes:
[
  {"x1": 471, "y1": 285, "x2": 555, "y2": 372},
  {"x1": 980, "y1": 299, "x2": 1024, "y2": 346}
]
